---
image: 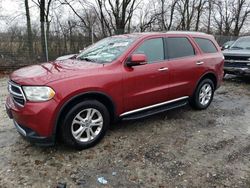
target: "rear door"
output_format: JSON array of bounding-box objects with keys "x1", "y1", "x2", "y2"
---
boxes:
[
  {"x1": 123, "y1": 37, "x2": 170, "y2": 112},
  {"x1": 166, "y1": 36, "x2": 205, "y2": 100},
  {"x1": 193, "y1": 37, "x2": 224, "y2": 82}
]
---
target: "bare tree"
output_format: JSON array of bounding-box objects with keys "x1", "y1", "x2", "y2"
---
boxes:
[
  {"x1": 95, "y1": 0, "x2": 112, "y2": 36},
  {"x1": 32, "y1": 0, "x2": 53, "y2": 60},
  {"x1": 60, "y1": 0, "x2": 97, "y2": 44},
  {"x1": 137, "y1": 3, "x2": 159, "y2": 32},
  {"x1": 195, "y1": 0, "x2": 207, "y2": 31},
  {"x1": 233, "y1": 0, "x2": 250, "y2": 36},
  {"x1": 213, "y1": 0, "x2": 235, "y2": 35},
  {"x1": 176, "y1": 0, "x2": 196, "y2": 30},
  {"x1": 98, "y1": 0, "x2": 138, "y2": 34},
  {"x1": 157, "y1": 0, "x2": 178, "y2": 31},
  {"x1": 207, "y1": 0, "x2": 212, "y2": 33},
  {"x1": 24, "y1": 0, "x2": 34, "y2": 59}
]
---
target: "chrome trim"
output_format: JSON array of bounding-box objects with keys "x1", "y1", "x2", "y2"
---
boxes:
[
  {"x1": 196, "y1": 61, "x2": 204, "y2": 65},
  {"x1": 158, "y1": 67, "x2": 169, "y2": 71},
  {"x1": 120, "y1": 96, "x2": 189, "y2": 117},
  {"x1": 8, "y1": 86, "x2": 23, "y2": 97},
  {"x1": 14, "y1": 121, "x2": 27, "y2": 136},
  {"x1": 8, "y1": 81, "x2": 26, "y2": 107},
  {"x1": 225, "y1": 60, "x2": 250, "y2": 63},
  {"x1": 224, "y1": 67, "x2": 249, "y2": 71}
]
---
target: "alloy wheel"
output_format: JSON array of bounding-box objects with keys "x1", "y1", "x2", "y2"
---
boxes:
[
  {"x1": 199, "y1": 83, "x2": 212, "y2": 106},
  {"x1": 71, "y1": 108, "x2": 103, "y2": 143}
]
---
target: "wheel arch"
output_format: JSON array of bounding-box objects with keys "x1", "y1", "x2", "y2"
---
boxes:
[
  {"x1": 53, "y1": 91, "x2": 117, "y2": 137},
  {"x1": 193, "y1": 72, "x2": 218, "y2": 95}
]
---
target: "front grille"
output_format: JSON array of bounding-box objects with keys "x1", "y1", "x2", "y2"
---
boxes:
[
  {"x1": 224, "y1": 62, "x2": 250, "y2": 68},
  {"x1": 224, "y1": 55, "x2": 250, "y2": 68},
  {"x1": 8, "y1": 81, "x2": 26, "y2": 106},
  {"x1": 224, "y1": 55, "x2": 250, "y2": 61}
]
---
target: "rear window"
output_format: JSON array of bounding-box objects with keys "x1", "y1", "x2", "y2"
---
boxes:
[
  {"x1": 166, "y1": 37, "x2": 195, "y2": 59},
  {"x1": 194, "y1": 38, "x2": 218, "y2": 53}
]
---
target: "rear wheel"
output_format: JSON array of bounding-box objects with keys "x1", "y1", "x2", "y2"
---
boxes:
[
  {"x1": 190, "y1": 79, "x2": 214, "y2": 110},
  {"x1": 60, "y1": 100, "x2": 110, "y2": 149}
]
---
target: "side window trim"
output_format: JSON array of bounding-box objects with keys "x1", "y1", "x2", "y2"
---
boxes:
[
  {"x1": 133, "y1": 37, "x2": 166, "y2": 63},
  {"x1": 163, "y1": 37, "x2": 169, "y2": 60},
  {"x1": 194, "y1": 37, "x2": 218, "y2": 54},
  {"x1": 165, "y1": 36, "x2": 197, "y2": 60}
]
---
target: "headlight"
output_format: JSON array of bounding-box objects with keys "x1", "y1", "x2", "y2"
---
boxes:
[{"x1": 22, "y1": 86, "x2": 55, "y2": 102}]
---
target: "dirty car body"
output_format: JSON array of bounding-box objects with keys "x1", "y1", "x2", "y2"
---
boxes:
[{"x1": 5, "y1": 32, "x2": 224, "y2": 149}]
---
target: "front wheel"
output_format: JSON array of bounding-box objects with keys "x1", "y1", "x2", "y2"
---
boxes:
[
  {"x1": 60, "y1": 100, "x2": 110, "y2": 149},
  {"x1": 190, "y1": 79, "x2": 215, "y2": 110}
]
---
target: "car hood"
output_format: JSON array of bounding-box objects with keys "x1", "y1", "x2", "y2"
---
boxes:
[
  {"x1": 10, "y1": 59, "x2": 103, "y2": 85},
  {"x1": 223, "y1": 49, "x2": 250, "y2": 57}
]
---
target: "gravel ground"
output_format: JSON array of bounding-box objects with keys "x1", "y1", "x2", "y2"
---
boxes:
[{"x1": 0, "y1": 75, "x2": 250, "y2": 187}]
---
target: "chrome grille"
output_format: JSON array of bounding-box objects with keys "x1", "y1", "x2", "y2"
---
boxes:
[
  {"x1": 224, "y1": 55, "x2": 250, "y2": 61},
  {"x1": 8, "y1": 81, "x2": 26, "y2": 106}
]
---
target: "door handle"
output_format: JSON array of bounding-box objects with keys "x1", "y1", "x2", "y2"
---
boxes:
[
  {"x1": 196, "y1": 61, "x2": 204, "y2": 65},
  {"x1": 158, "y1": 67, "x2": 169, "y2": 71}
]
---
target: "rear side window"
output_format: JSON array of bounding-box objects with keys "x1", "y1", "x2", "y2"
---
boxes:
[
  {"x1": 194, "y1": 38, "x2": 218, "y2": 53},
  {"x1": 166, "y1": 37, "x2": 195, "y2": 59},
  {"x1": 134, "y1": 38, "x2": 164, "y2": 63}
]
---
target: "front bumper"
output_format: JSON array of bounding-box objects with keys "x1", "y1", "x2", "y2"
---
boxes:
[
  {"x1": 224, "y1": 66, "x2": 250, "y2": 76},
  {"x1": 5, "y1": 96, "x2": 57, "y2": 146},
  {"x1": 13, "y1": 120, "x2": 55, "y2": 146}
]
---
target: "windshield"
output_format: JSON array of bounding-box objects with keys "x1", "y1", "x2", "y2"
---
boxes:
[
  {"x1": 77, "y1": 37, "x2": 136, "y2": 63},
  {"x1": 230, "y1": 37, "x2": 250, "y2": 50}
]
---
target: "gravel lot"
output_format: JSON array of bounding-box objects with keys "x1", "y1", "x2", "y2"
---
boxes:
[{"x1": 0, "y1": 75, "x2": 250, "y2": 187}]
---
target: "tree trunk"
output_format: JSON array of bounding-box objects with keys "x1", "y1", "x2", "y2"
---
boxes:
[
  {"x1": 24, "y1": 0, "x2": 34, "y2": 60},
  {"x1": 160, "y1": 0, "x2": 166, "y2": 30},
  {"x1": 195, "y1": 0, "x2": 203, "y2": 31},
  {"x1": 40, "y1": 0, "x2": 46, "y2": 61},
  {"x1": 207, "y1": 1, "x2": 212, "y2": 34},
  {"x1": 167, "y1": 1, "x2": 177, "y2": 30}
]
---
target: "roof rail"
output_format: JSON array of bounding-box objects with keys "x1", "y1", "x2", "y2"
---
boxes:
[{"x1": 166, "y1": 31, "x2": 208, "y2": 35}]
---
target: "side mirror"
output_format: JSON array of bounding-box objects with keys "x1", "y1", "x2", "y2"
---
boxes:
[{"x1": 126, "y1": 54, "x2": 147, "y2": 67}]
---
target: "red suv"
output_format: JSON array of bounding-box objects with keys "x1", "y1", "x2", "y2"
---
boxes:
[{"x1": 5, "y1": 32, "x2": 224, "y2": 149}]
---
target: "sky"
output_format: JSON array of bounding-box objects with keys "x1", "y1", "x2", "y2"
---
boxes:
[
  {"x1": 1, "y1": 0, "x2": 26, "y2": 31},
  {"x1": 2, "y1": 0, "x2": 19, "y2": 14},
  {"x1": 0, "y1": 0, "x2": 77, "y2": 32},
  {"x1": 0, "y1": 0, "x2": 45, "y2": 32}
]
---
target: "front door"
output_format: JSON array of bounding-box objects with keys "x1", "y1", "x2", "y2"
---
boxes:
[{"x1": 123, "y1": 37, "x2": 170, "y2": 113}]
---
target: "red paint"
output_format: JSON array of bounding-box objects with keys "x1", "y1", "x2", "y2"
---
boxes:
[{"x1": 6, "y1": 32, "x2": 224, "y2": 138}]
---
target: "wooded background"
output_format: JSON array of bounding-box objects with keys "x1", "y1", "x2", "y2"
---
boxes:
[{"x1": 0, "y1": 0, "x2": 250, "y2": 70}]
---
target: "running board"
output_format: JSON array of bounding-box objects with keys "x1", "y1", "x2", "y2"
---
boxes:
[{"x1": 121, "y1": 98, "x2": 188, "y2": 121}]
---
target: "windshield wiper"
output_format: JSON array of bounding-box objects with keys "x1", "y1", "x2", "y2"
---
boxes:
[
  {"x1": 231, "y1": 46, "x2": 243, "y2": 49},
  {"x1": 79, "y1": 57, "x2": 96, "y2": 62},
  {"x1": 78, "y1": 56, "x2": 109, "y2": 64}
]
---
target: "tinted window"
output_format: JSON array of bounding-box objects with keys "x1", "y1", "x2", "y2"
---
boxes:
[
  {"x1": 194, "y1": 38, "x2": 218, "y2": 53},
  {"x1": 135, "y1": 38, "x2": 164, "y2": 62},
  {"x1": 167, "y1": 37, "x2": 195, "y2": 59}
]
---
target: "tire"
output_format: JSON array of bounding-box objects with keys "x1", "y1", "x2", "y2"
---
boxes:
[
  {"x1": 60, "y1": 100, "x2": 110, "y2": 150},
  {"x1": 190, "y1": 79, "x2": 215, "y2": 110}
]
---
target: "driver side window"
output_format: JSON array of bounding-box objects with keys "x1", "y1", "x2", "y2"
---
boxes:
[{"x1": 134, "y1": 38, "x2": 164, "y2": 63}]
